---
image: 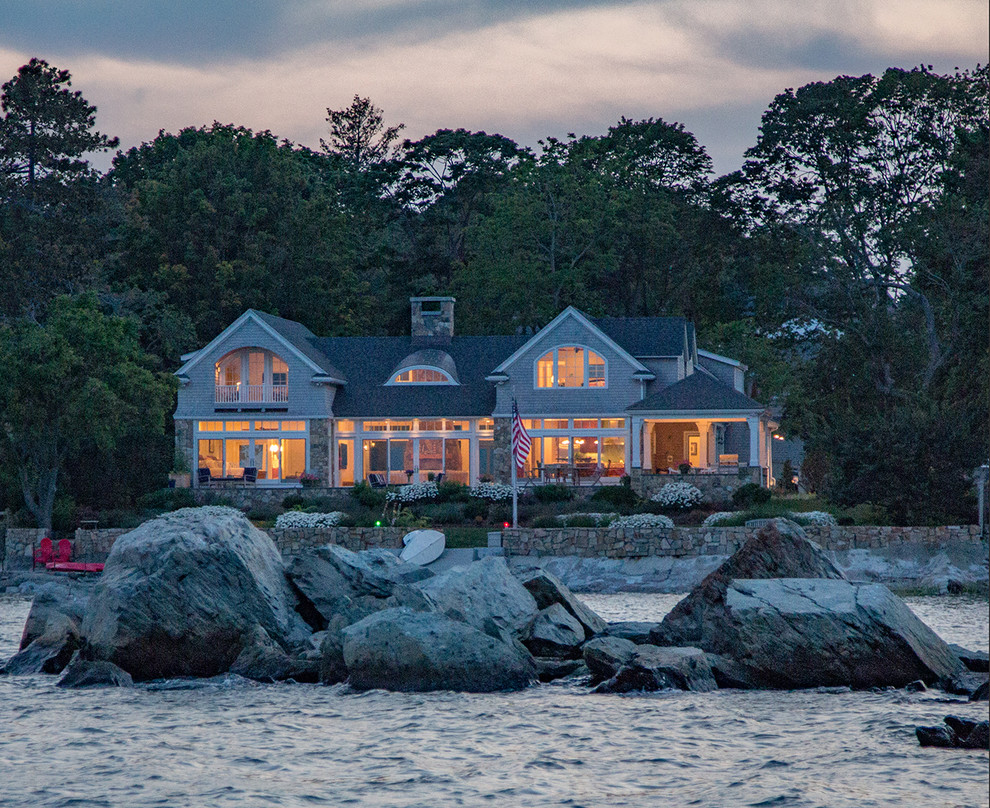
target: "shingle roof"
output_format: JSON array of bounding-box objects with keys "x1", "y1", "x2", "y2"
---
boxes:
[
  {"x1": 627, "y1": 369, "x2": 763, "y2": 412},
  {"x1": 390, "y1": 349, "x2": 460, "y2": 383},
  {"x1": 592, "y1": 316, "x2": 688, "y2": 357},
  {"x1": 251, "y1": 310, "x2": 346, "y2": 381},
  {"x1": 315, "y1": 335, "x2": 528, "y2": 417}
]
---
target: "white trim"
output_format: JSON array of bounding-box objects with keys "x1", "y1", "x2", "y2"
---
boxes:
[
  {"x1": 175, "y1": 310, "x2": 327, "y2": 378},
  {"x1": 532, "y1": 344, "x2": 609, "y2": 390},
  {"x1": 628, "y1": 408, "x2": 765, "y2": 420},
  {"x1": 698, "y1": 348, "x2": 748, "y2": 371},
  {"x1": 384, "y1": 365, "x2": 459, "y2": 386},
  {"x1": 490, "y1": 306, "x2": 650, "y2": 375}
]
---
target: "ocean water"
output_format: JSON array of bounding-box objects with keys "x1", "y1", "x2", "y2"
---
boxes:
[{"x1": 0, "y1": 593, "x2": 987, "y2": 808}]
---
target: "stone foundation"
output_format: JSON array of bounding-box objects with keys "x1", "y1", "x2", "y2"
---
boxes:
[{"x1": 630, "y1": 468, "x2": 760, "y2": 505}]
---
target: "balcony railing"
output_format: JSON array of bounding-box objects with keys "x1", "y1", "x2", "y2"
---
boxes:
[{"x1": 215, "y1": 384, "x2": 288, "y2": 404}]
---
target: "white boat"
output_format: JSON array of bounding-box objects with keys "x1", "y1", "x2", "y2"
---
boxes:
[{"x1": 399, "y1": 529, "x2": 446, "y2": 566}]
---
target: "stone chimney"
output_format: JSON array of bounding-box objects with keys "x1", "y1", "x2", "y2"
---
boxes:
[{"x1": 410, "y1": 297, "x2": 455, "y2": 343}]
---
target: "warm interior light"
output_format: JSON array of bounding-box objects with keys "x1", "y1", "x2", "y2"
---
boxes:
[{"x1": 269, "y1": 444, "x2": 279, "y2": 452}]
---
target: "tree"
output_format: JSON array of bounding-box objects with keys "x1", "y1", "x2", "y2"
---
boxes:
[
  {"x1": 0, "y1": 57, "x2": 118, "y2": 197},
  {"x1": 0, "y1": 58, "x2": 120, "y2": 317},
  {"x1": 0, "y1": 295, "x2": 174, "y2": 528},
  {"x1": 322, "y1": 95, "x2": 403, "y2": 169}
]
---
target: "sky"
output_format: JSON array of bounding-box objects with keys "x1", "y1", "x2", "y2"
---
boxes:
[{"x1": 0, "y1": 0, "x2": 986, "y2": 175}]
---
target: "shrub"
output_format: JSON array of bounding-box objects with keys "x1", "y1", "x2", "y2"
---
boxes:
[
  {"x1": 533, "y1": 484, "x2": 574, "y2": 503},
  {"x1": 609, "y1": 513, "x2": 674, "y2": 529},
  {"x1": 274, "y1": 511, "x2": 346, "y2": 529},
  {"x1": 590, "y1": 485, "x2": 639, "y2": 509},
  {"x1": 732, "y1": 483, "x2": 771, "y2": 508},
  {"x1": 650, "y1": 482, "x2": 703, "y2": 510},
  {"x1": 418, "y1": 502, "x2": 466, "y2": 525},
  {"x1": 565, "y1": 512, "x2": 617, "y2": 527},
  {"x1": 464, "y1": 497, "x2": 490, "y2": 520},
  {"x1": 246, "y1": 505, "x2": 281, "y2": 523},
  {"x1": 350, "y1": 481, "x2": 385, "y2": 509},
  {"x1": 386, "y1": 481, "x2": 440, "y2": 503},
  {"x1": 282, "y1": 494, "x2": 305, "y2": 510},
  {"x1": 531, "y1": 515, "x2": 562, "y2": 528},
  {"x1": 137, "y1": 487, "x2": 197, "y2": 512},
  {"x1": 789, "y1": 510, "x2": 838, "y2": 526},
  {"x1": 702, "y1": 511, "x2": 736, "y2": 526},
  {"x1": 437, "y1": 481, "x2": 472, "y2": 503},
  {"x1": 471, "y1": 482, "x2": 513, "y2": 502}
]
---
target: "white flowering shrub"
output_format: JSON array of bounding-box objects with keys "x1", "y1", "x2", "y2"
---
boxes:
[
  {"x1": 471, "y1": 482, "x2": 513, "y2": 502},
  {"x1": 564, "y1": 512, "x2": 620, "y2": 527},
  {"x1": 609, "y1": 513, "x2": 674, "y2": 529},
  {"x1": 791, "y1": 510, "x2": 837, "y2": 526},
  {"x1": 274, "y1": 511, "x2": 346, "y2": 529},
  {"x1": 386, "y1": 482, "x2": 439, "y2": 503},
  {"x1": 702, "y1": 511, "x2": 736, "y2": 526},
  {"x1": 649, "y1": 482, "x2": 703, "y2": 510}
]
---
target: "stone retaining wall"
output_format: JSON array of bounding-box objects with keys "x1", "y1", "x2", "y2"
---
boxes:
[
  {"x1": 502, "y1": 524, "x2": 985, "y2": 559},
  {"x1": 630, "y1": 468, "x2": 759, "y2": 504},
  {"x1": 267, "y1": 527, "x2": 406, "y2": 555},
  {"x1": 191, "y1": 486, "x2": 347, "y2": 509}
]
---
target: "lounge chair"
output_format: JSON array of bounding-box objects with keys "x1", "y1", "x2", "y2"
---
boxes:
[
  {"x1": 44, "y1": 539, "x2": 105, "y2": 574},
  {"x1": 368, "y1": 473, "x2": 388, "y2": 488},
  {"x1": 33, "y1": 537, "x2": 54, "y2": 570},
  {"x1": 242, "y1": 466, "x2": 258, "y2": 483},
  {"x1": 197, "y1": 467, "x2": 213, "y2": 487}
]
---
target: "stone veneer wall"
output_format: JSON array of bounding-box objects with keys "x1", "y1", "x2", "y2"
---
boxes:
[
  {"x1": 309, "y1": 418, "x2": 331, "y2": 485},
  {"x1": 174, "y1": 419, "x2": 194, "y2": 476},
  {"x1": 492, "y1": 417, "x2": 512, "y2": 484},
  {"x1": 190, "y1": 486, "x2": 345, "y2": 509},
  {"x1": 502, "y1": 524, "x2": 985, "y2": 559},
  {"x1": 268, "y1": 527, "x2": 406, "y2": 555},
  {"x1": 630, "y1": 468, "x2": 760, "y2": 505}
]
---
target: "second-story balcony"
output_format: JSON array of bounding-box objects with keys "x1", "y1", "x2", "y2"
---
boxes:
[{"x1": 216, "y1": 383, "x2": 288, "y2": 404}]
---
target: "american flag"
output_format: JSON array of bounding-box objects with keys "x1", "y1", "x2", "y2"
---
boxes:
[{"x1": 511, "y1": 400, "x2": 531, "y2": 470}]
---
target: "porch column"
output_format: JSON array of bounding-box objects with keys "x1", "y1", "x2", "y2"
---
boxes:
[
  {"x1": 747, "y1": 415, "x2": 760, "y2": 467},
  {"x1": 697, "y1": 420, "x2": 710, "y2": 467},
  {"x1": 631, "y1": 417, "x2": 643, "y2": 469},
  {"x1": 468, "y1": 430, "x2": 479, "y2": 486}
]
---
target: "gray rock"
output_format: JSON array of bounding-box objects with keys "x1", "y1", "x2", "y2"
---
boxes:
[
  {"x1": 917, "y1": 716, "x2": 989, "y2": 749},
  {"x1": 604, "y1": 621, "x2": 660, "y2": 644},
  {"x1": 594, "y1": 645, "x2": 717, "y2": 694},
  {"x1": 710, "y1": 578, "x2": 964, "y2": 689},
  {"x1": 704, "y1": 653, "x2": 756, "y2": 689},
  {"x1": 524, "y1": 603, "x2": 586, "y2": 658},
  {"x1": 418, "y1": 556, "x2": 539, "y2": 640},
  {"x1": 653, "y1": 519, "x2": 846, "y2": 648},
  {"x1": 944, "y1": 670, "x2": 990, "y2": 698},
  {"x1": 516, "y1": 568, "x2": 607, "y2": 635},
  {"x1": 534, "y1": 657, "x2": 586, "y2": 682},
  {"x1": 2, "y1": 613, "x2": 80, "y2": 675},
  {"x1": 229, "y1": 625, "x2": 317, "y2": 683},
  {"x1": 81, "y1": 507, "x2": 310, "y2": 680},
  {"x1": 948, "y1": 643, "x2": 990, "y2": 673},
  {"x1": 57, "y1": 658, "x2": 133, "y2": 688},
  {"x1": 19, "y1": 581, "x2": 91, "y2": 650},
  {"x1": 904, "y1": 679, "x2": 927, "y2": 693},
  {"x1": 581, "y1": 636, "x2": 638, "y2": 682},
  {"x1": 342, "y1": 607, "x2": 536, "y2": 692},
  {"x1": 970, "y1": 681, "x2": 989, "y2": 702}
]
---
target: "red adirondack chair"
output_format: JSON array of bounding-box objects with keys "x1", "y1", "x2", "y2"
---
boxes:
[
  {"x1": 32, "y1": 537, "x2": 54, "y2": 569},
  {"x1": 54, "y1": 538, "x2": 72, "y2": 563}
]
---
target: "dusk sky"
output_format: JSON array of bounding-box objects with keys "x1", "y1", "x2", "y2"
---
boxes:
[{"x1": 1, "y1": 1, "x2": 986, "y2": 174}]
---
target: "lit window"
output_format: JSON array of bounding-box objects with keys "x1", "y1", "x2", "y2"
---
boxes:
[
  {"x1": 254, "y1": 421, "x2": 280, "y2": 431},
  {"x1": 198, "y1": 421, "x2": 224, "y2": 432},
  {"x1": 363, "y1": 421, "x2": 389, "y2": 432},
  {"x1": 418, "y1": 420, "x2": 445, "y2": 431},
  {"x1": 390, "y1": 367, "x2": 454, "y2": 384},
  {"x1": 478, "y1": 418, "x2": 494, "y2": 432},
  {"x1": 523, "y1": 419, "x2": 542, "y2": 430},
  {"x1": 281, "y1": 421, "x2": 306, "y2": 431},
  {"x1": 573, "y1": 419, "x2": 598, "y2": 429},
  {"x1": 536, "y1": 347, "x2": 606, "y2": 388},
  {"x1": 225, "y1": 421, "x2": 250, "y2": 431},
  {"x1": 337, "y1": 420, "x2": 355, "y2": 432},
  {"x1": 601, "y1": 418, "x2": 625, "y2": 429},
  {"x1": 544, "y1": 419, "x2": 568, "y2": 430}
]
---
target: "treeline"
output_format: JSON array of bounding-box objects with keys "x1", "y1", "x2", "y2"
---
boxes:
[{"x1": 0, "y1": 58, "x2": 986, "y2": 527}]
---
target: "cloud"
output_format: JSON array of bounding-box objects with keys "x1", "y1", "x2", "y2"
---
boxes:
[{"x1": 0, "y1": 0, "x2": 985, "y2": 175}]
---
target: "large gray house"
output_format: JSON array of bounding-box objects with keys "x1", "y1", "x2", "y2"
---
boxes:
[{"x1": 174, "y1": 298, "x2": 773, "y2": 493}]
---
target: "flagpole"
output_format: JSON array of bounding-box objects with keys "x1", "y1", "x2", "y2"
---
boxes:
[{"x1": 511, "y1": 450, "x2": 518, "y2": 528}]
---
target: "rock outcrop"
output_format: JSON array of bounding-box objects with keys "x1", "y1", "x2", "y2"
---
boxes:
[
  {"x1": 81, "y1": 507, "x2": 310, "y2": 680},
  {"x1": 524, "y1": 603, "x2": 585, "y2": 658},
  {"x1": 916, "y1": 716, "x2": 989, "y2": 749},
  {"x1": 582, "y1": 636, "x2": 639, "y2": 682},
  {"x1": 56, "y1": 658, "x2": 133, "y2": 688},
  {"x1": 652, "y1": 519, "x2": 845, "y2": 648},
  {"x1": 515, "y1": 568, "x2": 607, "y2": 636},
  {"x1": 342, "y1": 608, "x2": 536, "y2": 692},
  {"x1": 593, "y1": 645, "x2": 717, "y2": 694}
]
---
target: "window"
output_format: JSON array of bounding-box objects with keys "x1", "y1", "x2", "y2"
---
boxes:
[
  {"x1": 536, "y1": 347, "x2": 606, "y2": 388},
  {"x1": 523, "y1": 419, "x2": 542, "y2": 430},
  {"x1": 544, "y1": 419, "x2": 568, "y2": 430},
  {"x1": 337, "y1": 420, "x2": 355, "y2": 433},
  {"x1": 389, "y1": 367, "x2": 455, "y2": 384},
  {"x1": 214, "y1": 348, "x2": 289, "y2": 403},
  {"x1": 198, "y1": 421, "x2": 224, "y2": 432},
  {"x1": 601, "y1": 418, "x2": 625, "y2": 429},
  {"x1": 574, "y1": 419, "x2": 598, "y2": 429},
  {"x1": 478, "y1": 418, "x2": 494, "y2": 432}
]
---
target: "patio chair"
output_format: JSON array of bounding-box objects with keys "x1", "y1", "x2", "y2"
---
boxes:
[
  {"x1": 367, "y1": 473, "x2": 388, "y2": 488},
  {"x1": 586, "y1": 464, "x2": 605, "y2": 487},
  {"x1": 54, "y1": 539, "x2": 72, "y2": 564},
  {"x1": 197, "y1": 467, "x2": 213, "y2": 487},
  {"x1": 32, "y1": 537, "x2": 54, "y2": 570},
  {"x1": 434, "y1": 473, "x2": 444, "y2": 485},
  {"x1": 242, "y1": 466, "x2": 258, "y2": 483}
]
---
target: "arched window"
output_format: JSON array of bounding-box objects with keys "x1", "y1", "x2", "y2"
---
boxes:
[
  {"x1": 536, "y1": 347, "x2": 606, "y2": 388},
  {"x1": 215, "y1": 348, "x2": 289, "y2": 403},
  {"x1": 388, "y1": 367, "x2": 456, "y2": 385}
]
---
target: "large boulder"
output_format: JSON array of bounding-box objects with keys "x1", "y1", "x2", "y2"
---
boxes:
[
  {"x1": 701, "y1": 578, "x2": 964, "y2": 689},
  {"x1": 80, "y1": 507, "x2": 310, "y2": 680},
  {"x1": 57, "y1": 658, "x2": 133, "y2": 688},
  {"x1": 342, "y1": 607, "x2": 536, "y2": 692},
  {"x1": 593, "y1": 645, "x2": 718, "y2": 694},
  {"x1": 652, "y1": 519, "x2": 845, "y2": 648},
  {"x1": 524, "y1": 603, "x2": 586, "y2": 658},
  {"x1": 515, "y1": 568, "x2": 607, "y2": 636},
  {"x1": 917, "y1": 716, "x2": 989, "y2": 749},
  {"x1": 581, "y1": 636, "x2": 638, "y2": 682},
  {"x1": 417, "y1": 556, "x2": 539, "y2": 641},
  {"x1": 18, "y1": 580, "x2": 92, "y2": 650},
  {"x1": 2, "y1": 612, "x2": 80, "y2": 675}
]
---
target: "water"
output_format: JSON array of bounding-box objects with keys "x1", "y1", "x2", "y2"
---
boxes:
[{"x1": 1, "y1": 594, "x2": 987, "y2": 808}]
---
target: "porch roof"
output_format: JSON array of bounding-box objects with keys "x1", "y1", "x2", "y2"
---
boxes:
[{"x1": 626, "y1": 370, "x2": 762, "y2": 413}]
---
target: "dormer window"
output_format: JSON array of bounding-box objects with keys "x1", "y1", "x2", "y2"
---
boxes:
[
  {"x1": 536, "y1": 347, "x2": 606, "y2": 388},
  {"x1": 388, "y1": 367, "x2": 456, "y2": 385}
]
